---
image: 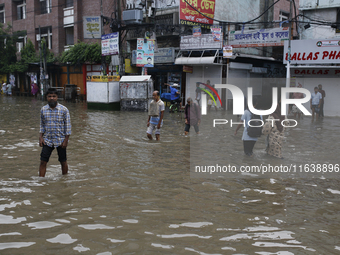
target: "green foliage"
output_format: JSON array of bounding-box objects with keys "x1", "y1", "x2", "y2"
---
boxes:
[
  {"x1": 15, "y1": 39, "x2": 39, "y2": 73},
  {"x1": 60, "y1": 41, "x2": 111, "y2": 65},
  {"x1": 0, "y1": 23, "x2": 18, "y2": 74}
]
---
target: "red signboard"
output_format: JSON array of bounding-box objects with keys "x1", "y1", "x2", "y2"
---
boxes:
[
  {"x1": 180, "y1": 0, "x2": 215, "y2": 28},
  {"x1": 183, "y1": 65, "x2": 193, "y2": 73}
]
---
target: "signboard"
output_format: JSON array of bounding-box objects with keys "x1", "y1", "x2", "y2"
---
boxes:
[
  {"x1": 223, "y1": 45, "x2": 232, "y2": 58},
  {"x1": 211, "y1": 25, "x2": 221, "y2": 41},
  {"x1": 292, "y1": 68, "x2": 340, "y2": 76},
  {"x1": 125, "y1": 59, "x2": 139, "y2": 74},
  {"x1": 180, "y1": 34, "x2": 222, "y2": 50},
  {"x1": 193, "y1": 26, "x2": 201, "y2": 37},
  {"x1": 229, "y1": 27, "x2": 289, "y2": 48},
  {"x1": 183, "y1": 65, "x2": 193, "y2": 73},
  {"x1": 101, "y1": 33, "x2": 119, "y2": 56},
  {"x1": 180, "y1": 0, "x2": 215, "y2": 28},
  {"x1": 154, "y1": 48, "x2": 175, "y2": 64},
  {"x1": 87, "y1": 76, "x2": 120, "y2": 82},
  {"x1": 284, "y1": 39, "x2": 340, "y2": 64},
  {"x1": 136, "y1": 38, "x2": 155, "y2": 67},
  {"x1": 83, "y1": 16, "x2": 101, "y2": 39}
]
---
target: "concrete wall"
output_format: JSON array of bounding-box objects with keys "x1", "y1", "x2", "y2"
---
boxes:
[
  {"x1": 300, "y1": 8, "x2": 340, "y2": 40},
  {"x1": 300, "y1": 0, "x2": 340, "y2": 9}
]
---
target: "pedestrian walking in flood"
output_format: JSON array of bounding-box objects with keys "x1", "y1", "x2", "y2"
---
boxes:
[
  {"x1": 184, "y1": 97, "x2": 201, "y2": 135},
  {"x1": 39, "y1": 88, "x2": 71, "y2": 177},
  {"x1": 262, "y1": 103, "x2": 287, "y2": 159},
  {"x1": 310, "y1": 87, "x2": 322, "y2": 121},
  {"x1": 147, "y1": 91, "x2": 165, "y2": 141},
  {"x1": 1, "y1": 81, "x2": 6, "y2": 95},
  {"x1": 318, "y1": 84, "x2": 326, "y2": 117},
  {"x1": 234, "y1": 97, "x2": 263, "y2": 156}
]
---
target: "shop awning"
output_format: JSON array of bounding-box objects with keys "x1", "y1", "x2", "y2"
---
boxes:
[{"x1": 175, "y1": 50, "x2": 222, "y2": 65}]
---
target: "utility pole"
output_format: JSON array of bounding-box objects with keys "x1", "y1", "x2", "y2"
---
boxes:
[
  {"x1": 117, "y1": 0, "x2": 123, "y2": 76},
  {"x1": 285, "y1": 0, "x2": 292, "y2": 117},
  {"x1": 39, "y1": 26, "x2": 44, "y2": 100}
]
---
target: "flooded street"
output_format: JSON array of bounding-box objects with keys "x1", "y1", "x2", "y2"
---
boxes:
[{"x1": 1, "y1": 96, "x2": 340, "y2": 254}]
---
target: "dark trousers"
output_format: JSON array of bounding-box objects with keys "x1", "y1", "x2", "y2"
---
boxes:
[
  {"x1": 243, "y1": 140, "x2": 256, "y2": 156},
  {"x1": 319, "y1": 103, "x2": 324, "y2": 117}
]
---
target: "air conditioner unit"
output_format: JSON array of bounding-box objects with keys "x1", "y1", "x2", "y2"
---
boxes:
[{"x1": 123, "y1": 10, "x2": 143, "y2": 24}]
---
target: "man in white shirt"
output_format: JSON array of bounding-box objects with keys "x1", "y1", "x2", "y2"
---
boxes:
[
  {"x1": 310, "y1": 87, "x2": 322, "y2": 121},
  {"x1": 147, "y1": 91, "x2": 165, "y2": 141}
]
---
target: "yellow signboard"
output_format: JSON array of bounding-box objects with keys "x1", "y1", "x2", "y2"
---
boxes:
[{"x1": 87, "y1": 75, "x2": 120, "y2": 82}]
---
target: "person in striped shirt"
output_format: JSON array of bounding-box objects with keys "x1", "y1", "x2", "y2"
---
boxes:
[{"x1": 39, "y1": 88, "x2": 71, "y2": 177}]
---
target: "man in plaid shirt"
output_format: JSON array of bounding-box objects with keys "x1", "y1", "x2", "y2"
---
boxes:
[{"x1": 39, "y1": 88, "x2": 71, "y2": 177}]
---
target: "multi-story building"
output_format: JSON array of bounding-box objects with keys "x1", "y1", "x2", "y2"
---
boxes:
[
  {"x1": 286, "y1": 0, "x2": 340, "y2": 116},
  {"x1": 0, "y1": 0, "x2": 116, "y2": 55},
  {"x1": 0, "y1": 0, "x2": 118, "y2": 96}
]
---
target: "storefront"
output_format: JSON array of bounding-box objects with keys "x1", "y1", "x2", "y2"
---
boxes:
[{"x1": 284, "y1": 39, "x2": 340, "y2": 116}]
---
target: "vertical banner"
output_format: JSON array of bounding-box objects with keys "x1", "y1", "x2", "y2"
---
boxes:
[
  {"x1": 223, "y1": 45, "x2": 233, "y2": 58},
  {"x1": 211, "y1": 25, "x2": 222, "y2": 41},
  {"x1": 179, "y1": 0, "x2": 216, "y2": 28},
  {"x1": 136, "y1": 38, "x2": 155, "y2": 67},
  {"x1": 193, "y1": 26, "x2": 202, "y2": 37},
  {"x1": 101, "y1": 32, "x2": 119, "y2": 56}
]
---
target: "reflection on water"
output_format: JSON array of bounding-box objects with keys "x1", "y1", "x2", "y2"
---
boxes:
[{"x1": 0, "y1": 96, "x2": 340, "y2": 254}]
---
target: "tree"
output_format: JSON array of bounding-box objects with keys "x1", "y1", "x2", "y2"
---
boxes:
[
  {"x1": 15, "y1": 39, "x2": 39, "y2": 73},
  {"x1": 0, "y1": 23, "x2": 18, "y2": 74},
  {"x1": 59, "y1": 42, "x2": 111, "y2": 65}
]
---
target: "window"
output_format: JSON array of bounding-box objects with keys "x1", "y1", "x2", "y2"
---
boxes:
[
  {"x1": 37, "y1": 26, "x2": 52, "y2": 49},
  {"x1": 16, "y1": 0, "x2": 26, "y2": 20},
  {"x1": 279, "y1": 11, "x2": 289, "y2": 22},
  {"x1": 65, "y1": 26, "x2": 74, "y2": 46},
  {"x1": 65, "y1": 0, "x2": 73, "y2": 8},
  {"x1": 279, "y1": 11, "x2": 289, "y2": 27},
  {"x1": 16, "y1": 36, "x2": 27, "y2": 52},
  {"x1": 0, "y1": 5, "x2": 5, "y2": 23},
  {"x1": 40, "y1": 0, "x2": 52, "y2": 14}
]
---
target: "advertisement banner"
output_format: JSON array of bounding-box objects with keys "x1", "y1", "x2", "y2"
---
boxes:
[
  {"x1": 180, "y1": 34, "x2": 222, "y2": 50},
  {"x1": 229, "y1": 27, "x2": 289, "y2": 48},
  {"x1": 154, "y1": 48, "x2": 175, "y2": 64},
  {"x1": 101, "y1": 33, "x2": 119, "y2": 56},
  {"x1": 183, "y1": 65, "x2": 193, "y2": 73},
  {"x1": 193, "y1": 26, "x2": 202, "y2": 37},
  {"x1": 83, "y1": 16, "x2": 102, "y2": 39},
  {"x1": 223, "y1": 45, "x2": 232, "y2": 58},
  {"x1": 88, "y1": 76, "x2": 120, "y2": 82},
  {"x1": 211, "y1": 25, "x2": 221, "y2": 41},
  {"x1": 179, "y1": 0, "x2": 215, "y2": 28},
  {"x1": 136, "y1": 38, "x2": 155, "y2": 67},
  {"x1": 284, "y1": 39, "x2": 340, "y2": 64}
]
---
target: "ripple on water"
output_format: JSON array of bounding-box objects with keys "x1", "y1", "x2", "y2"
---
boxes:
[
  {"x1": 122, "y1": 219, "x2": 138, "y2": 223},
  {"x1": 73, "y1": 244, "x2": 90, "y2": 252},
  {"x1": 46, "y1": 234, "x2": 77, "y2": 244},
  {"x1": 151, "y1": 243, "x2": 174, "y2": 249},
  {"x1": 27, "y1": 221, "x2": 61, "y2": 229},
  {"x1": 0, "y1": 242, "x2": 35, "y2": 251},
  {"x1": 169, "y1": 222, "x2": 213, "y2": 228},
  {"x1": 107, "y1": 238, "x2": 125, "y2": 243},
  {"x1": 78, "y1": 224, "x2": 115, "y2": 230},
  {"x1": 0, "y1": 214, "x2": 26, "y2": 224}
]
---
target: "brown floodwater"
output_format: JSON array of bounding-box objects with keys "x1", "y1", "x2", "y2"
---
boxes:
[{"x1": 0, "y1": 96, "x2": 340, "y2": 254}]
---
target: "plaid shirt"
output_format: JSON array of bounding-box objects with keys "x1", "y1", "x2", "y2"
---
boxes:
[{"x1": 40, "y1": 103, "x2": 71, "y2": 147}]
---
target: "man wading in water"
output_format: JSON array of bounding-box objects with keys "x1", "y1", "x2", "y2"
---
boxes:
[
  {"x1": 147, "y1": 91, "x2": 165, "y2": 141},
  {"x1": 39, "y1": 88, "x2": 71, "y2": 177}
]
